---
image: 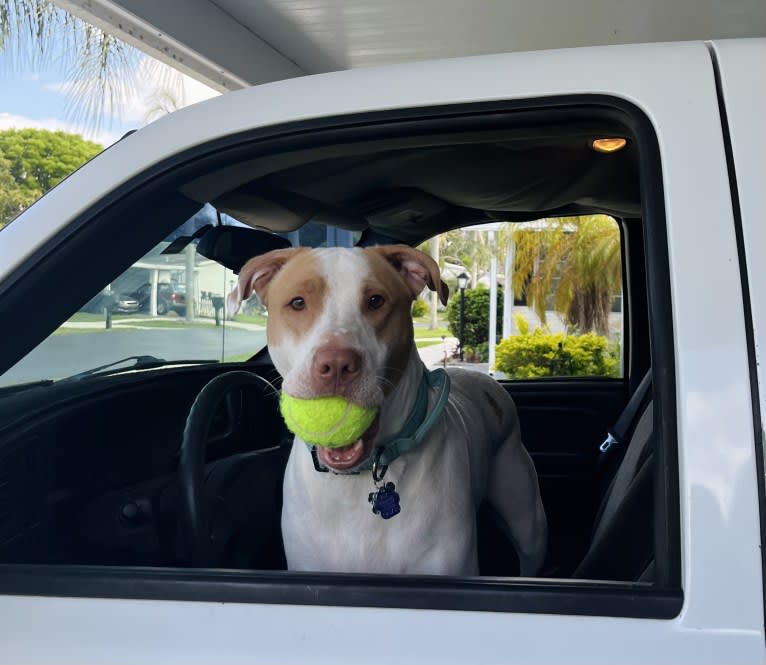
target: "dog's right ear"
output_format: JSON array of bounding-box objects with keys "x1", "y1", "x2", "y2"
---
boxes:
[{"x1": 226, "y1": 248, "x2": 300, "y2": 316}]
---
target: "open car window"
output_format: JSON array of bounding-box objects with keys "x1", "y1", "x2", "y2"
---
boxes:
[
  {"x1": 0, "y1": 208, "x2": 366, "y2": 389},
  {"x1": 0, "y1": 93, "x2": 680, "y2": 626},
  {"x1": 0, "y1": 205, "x2": 264, "y2": 387},
  {"x1": 435, "y1": 215, "x2": 624, "y2": 379}
]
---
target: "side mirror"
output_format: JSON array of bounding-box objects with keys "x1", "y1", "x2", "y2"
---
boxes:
[{"x1": 196, "y1": 226, "x2": 291, "y2": 273}]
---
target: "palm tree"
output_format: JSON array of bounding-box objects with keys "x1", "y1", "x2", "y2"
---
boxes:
[
  {"x1": 511, "y1": 215, "x2": 621, "y2": 336},
  {"x1": 144, "y1": 88, "x2": 183, "y2": 123},
  {"x1": 441, "y1": 228, "x2": 491, "y2": 287},
  {"x1": 1, "y1": 0, "x2": 182, "y2": 131}
]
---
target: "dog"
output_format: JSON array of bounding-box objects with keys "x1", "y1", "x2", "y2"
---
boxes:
[{"x1": 227, "y1": 244, "x2": 547, "y2": 576}]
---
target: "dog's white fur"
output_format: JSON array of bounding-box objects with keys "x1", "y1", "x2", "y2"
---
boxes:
[{"x1": 228, "y1": 246, "x2": 547, "y2": 576}]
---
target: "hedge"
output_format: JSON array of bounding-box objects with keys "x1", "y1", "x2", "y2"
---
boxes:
[
  {"x1": 411, "y1": 298, "x2": 429, "y2": 318},
  {"x1": 446, "y1": 287, "x2": 503, "y2": 348},
  {"x1": 495, "y1": 329, "x2": 620, "y2": 378}
]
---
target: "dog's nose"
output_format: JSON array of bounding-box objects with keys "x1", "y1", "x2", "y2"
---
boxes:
[{"x1": 312, "y1": 347, "x2": 362, "y2": 392}]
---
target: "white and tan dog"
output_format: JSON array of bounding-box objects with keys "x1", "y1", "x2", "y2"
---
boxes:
[{"x1": 227, "y1": 245, "x2": 547, "y2": 576}]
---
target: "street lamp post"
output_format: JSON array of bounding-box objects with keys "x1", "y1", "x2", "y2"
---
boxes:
[{"x1": 457, "y1": 272, "x2": 469, "y2": 361}]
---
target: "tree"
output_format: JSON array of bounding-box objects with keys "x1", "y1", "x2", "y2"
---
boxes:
[
  {"x1": 511, "y1": 215, "x2": 621, "y2": 336},
  {"x1": 441, "y1": 228, "x2": 491, "y2": 286},
  {"x1": 0, "y1": 128, "x2": 102, "y2": 227},
  {"x1": 0, "y1": 156, "x2": 38, "y2": 227}
]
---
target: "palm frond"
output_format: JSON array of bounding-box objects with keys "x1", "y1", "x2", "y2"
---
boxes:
[
  {"x1": 0, "y1": 0, "x2": 181, "y2": 133},
  {"x1": 507, "y1": 215, "x2": 621, "y2": 334}
]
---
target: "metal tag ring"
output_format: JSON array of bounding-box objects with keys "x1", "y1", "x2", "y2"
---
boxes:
[{"x1": 371, "y1": 448, "x2": 388, "y2": 483}]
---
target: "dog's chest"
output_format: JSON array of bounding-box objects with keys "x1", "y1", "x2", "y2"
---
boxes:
[{"x1": 281, "y1": 439, "x2": 478, "y2": 575}]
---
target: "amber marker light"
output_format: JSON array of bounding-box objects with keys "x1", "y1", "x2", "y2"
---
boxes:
[{"x1": 591, "y1": 137, "x2": 628, "y2": 153}]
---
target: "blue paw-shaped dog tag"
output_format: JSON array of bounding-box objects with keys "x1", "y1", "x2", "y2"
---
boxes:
[{"x1": 368, "y1": 482, "x2": 401, "y2": 519}]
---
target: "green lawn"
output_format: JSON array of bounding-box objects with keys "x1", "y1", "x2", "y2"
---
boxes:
[
  {"x1": 116, "y1": 320, "x2": 217, "y2": 330},
  {"x1": 54, "y1": 319, "x2": 218, "y2": 335},
  {"x1": 67, "y1": 312, "x2": 145, "y2": 323},
  {"x1": 413, "y1": 326, "x2": 451, "y2": 339},
  {"x1": 415, "y1": 340, "x2": 444, "y2": 349},
  {"x1": 230, "y1": 313, "x2": 268, "y2": 326},
  {"x1": 413, "y1": 313, "x2": 447, "y2": 324},
  {"x1": 223, "y1": 352, "x2": 257, "y2": 363},
  {"x1": 67, "y1": 312, "x2": 105, "y2": 322}
]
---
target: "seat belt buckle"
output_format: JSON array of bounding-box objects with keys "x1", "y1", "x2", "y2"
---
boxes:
[{"x1": 599, "y1": 432, "x2": 618, "y2": 453}]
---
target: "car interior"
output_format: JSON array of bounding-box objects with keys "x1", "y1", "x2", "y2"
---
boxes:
[{"x1": 0, "y1": 103, "x2": 669, "y2": 591}]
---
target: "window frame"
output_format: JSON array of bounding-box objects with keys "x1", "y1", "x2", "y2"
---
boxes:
[{"x1": 0, "y1": 95, "x2": 681, "y2": 619}]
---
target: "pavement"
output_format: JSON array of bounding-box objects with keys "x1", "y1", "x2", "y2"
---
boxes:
[
  {"x1": 415, "y1": 336, "x2": 502, "y2": 376},
  {"x1": 417, "y1": 336, "x2": 456, "y2": 368}
]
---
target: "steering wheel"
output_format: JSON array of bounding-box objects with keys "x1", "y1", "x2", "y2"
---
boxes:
[{"x1": 178, "y1": 370, "x2": 277, "y2": 566}]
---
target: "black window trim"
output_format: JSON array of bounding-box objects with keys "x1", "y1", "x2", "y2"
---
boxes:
[{"x1": 0, "y1": 94, "x2": 681, "y2": 618}]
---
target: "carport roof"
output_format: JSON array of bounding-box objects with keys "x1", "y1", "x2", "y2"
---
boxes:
[{"x1": 54, "y1": 0, "x2": 766, "y2": 92}]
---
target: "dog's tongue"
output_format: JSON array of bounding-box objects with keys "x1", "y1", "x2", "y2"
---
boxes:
[
  {"x1": 322, "y1": 439, "x2": 363, "y2": 464},
  {"x1": 316, "y1": 416, "x2": 379, "y2": 471}
]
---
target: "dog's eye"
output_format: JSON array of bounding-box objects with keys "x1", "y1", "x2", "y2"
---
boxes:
[
  {"x1": 367, "y1": 294, "x2": 385, "y2": 310},
  {"x1": 289, "y1": 297, "x2": 306, "y2": 311}
]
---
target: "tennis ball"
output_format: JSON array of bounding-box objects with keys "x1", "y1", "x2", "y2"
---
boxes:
[{"x1": 280, "y1": 393, "x2": 378, "y2": 447}]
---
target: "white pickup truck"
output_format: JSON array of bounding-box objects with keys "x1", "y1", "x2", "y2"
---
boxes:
[{"x1": 0, "y1": 38, "x2": 764, "y2": 664}]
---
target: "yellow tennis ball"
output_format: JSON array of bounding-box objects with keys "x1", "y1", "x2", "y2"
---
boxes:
[{"x1": 280, "y1": 393, "x2": 378, "y2": 447}]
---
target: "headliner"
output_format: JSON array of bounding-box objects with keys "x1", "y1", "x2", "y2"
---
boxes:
[{"x1": 183, "y1": 122, "x2": 640, "y2": 245}]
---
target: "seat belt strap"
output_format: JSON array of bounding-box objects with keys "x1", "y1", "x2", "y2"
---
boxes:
[{"x1": 600, "y1": 370, "x2": 652, "y2": 453}]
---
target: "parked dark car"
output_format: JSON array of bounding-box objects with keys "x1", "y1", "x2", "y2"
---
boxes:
[
  {"x1": 131, "y1": 282, "x2": 186, "y2": 316},
  {"x1": 79, "y1": 292, "x2": 138, "y2": 314}
]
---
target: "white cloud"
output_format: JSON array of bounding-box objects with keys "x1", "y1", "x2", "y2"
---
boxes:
[
  {"x1": 3, "y1": 55, "x2": 220, "y2": 149},
  {"x1": 46, "y1": 57, "x2": 220, "y2": 126},
  {"x1": 0, "y1": 112, "x2": 122, "y2": 147}
]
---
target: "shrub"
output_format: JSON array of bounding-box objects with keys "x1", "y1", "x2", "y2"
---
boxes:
[
  {"x1": 411, "y1": 298, "x2": 429, "y2": 318},
  {"x1": 495, "y1": 329, "x2": 620, "y2": 378},
  {"x1": 513, "y1": 312, "x2": 530, "y2": 335},
  {"x1": 462, "y1": 342, "x2": 489, "y2": 363},
  {"x1": 446, "y1": 287, "x2": 503, "y2": 348}
]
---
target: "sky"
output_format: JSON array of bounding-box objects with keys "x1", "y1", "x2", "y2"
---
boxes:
[{"x1": 0, "y1": 24, "x2": 220, "y2": 148}]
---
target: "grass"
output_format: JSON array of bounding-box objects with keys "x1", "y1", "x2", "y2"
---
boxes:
[
  {"x1": 413, "y1": 313, "x2": 447, "y2": 324},
  {"x1": 231, "y1": 313, "x2": 268, "y2": 326},
  {"x1": 415, "y1": 340, "x2": 444, "y2": 349},
  {"x1": 117, "y1": 320, "x2": 217, "y2": 330},
  {"x1": 223, "y1": 352, "x2": 257, "y2": 363},
  {"x1": 67, "y1": 312, "x2": 145, "y2": 323},
  {"x1": 67, "y1": 312, "x2": 107, "y2": 322},
  {"x1": 53, "y1": 327, "x2": 111, "y2": 336},
  {"x1": 413, "y1": 326, "x2": 451, "y2": 339},
  {"x1": 53, "y1": 319, "x2": 219, "y2": 335}
]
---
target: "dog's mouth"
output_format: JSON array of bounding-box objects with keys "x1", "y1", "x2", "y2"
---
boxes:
[{"x1": 316, "y1": 416, "x2": 380, "y2": 472}]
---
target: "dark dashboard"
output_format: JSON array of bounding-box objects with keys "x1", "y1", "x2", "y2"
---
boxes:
[{"x1": 0, "y1": 362, "x2": 289, "y2": 568}]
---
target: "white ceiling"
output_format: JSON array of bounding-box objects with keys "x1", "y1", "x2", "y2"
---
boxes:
[{"x1": 57, "y1": 0, "x2": 766, "y2": 91}]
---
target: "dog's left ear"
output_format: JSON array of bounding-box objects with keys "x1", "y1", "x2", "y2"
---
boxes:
[{"x1": 369, "y1": 244, "x2": 449, "y2": 306}]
